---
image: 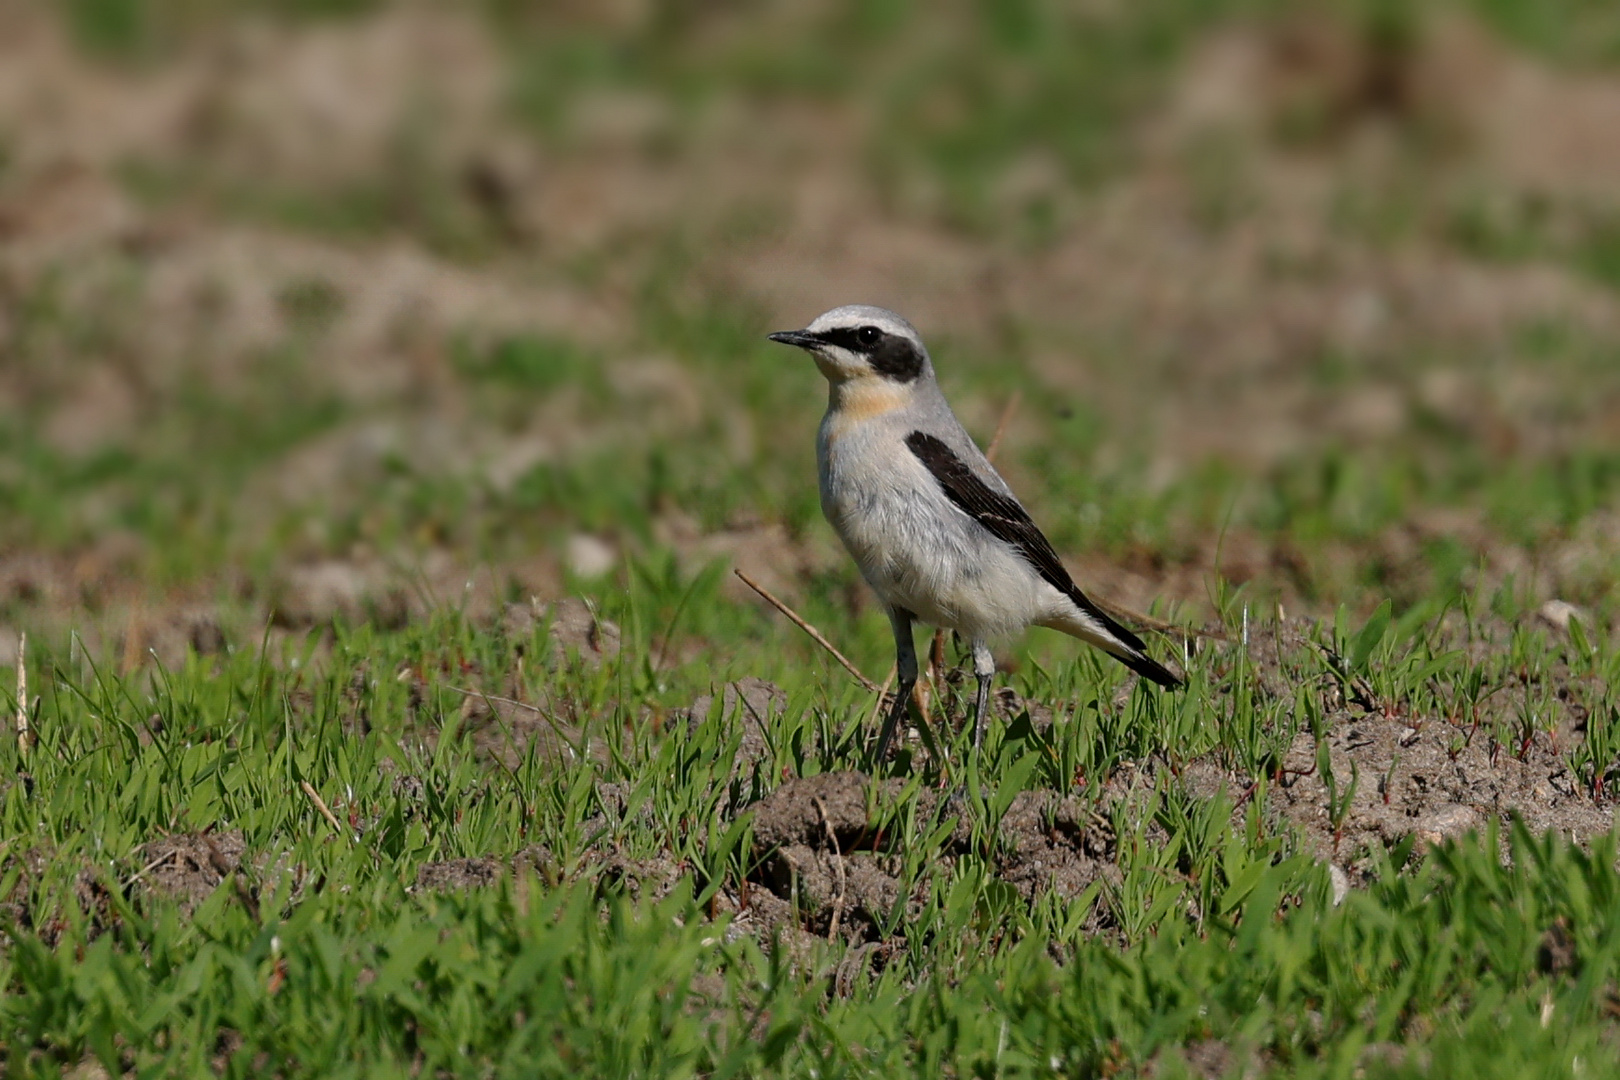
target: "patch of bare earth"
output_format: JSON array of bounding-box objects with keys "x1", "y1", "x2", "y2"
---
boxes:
[
  {"x1": 691, "y1": 767, "x2": 1122, "y2": 950},
  {"x1": 730, "y1": 657, "x2": 1617, "y2": 944},
  {"x1": 132, "y1": 831, "x2": 252, "y2": 914},
  {"x1": 0, "y1": 829, "x2": 305, "y2": 945},
  {"x1": 413, "y1": 846, "x2": 555, "y2": 893},
  {"x1": 1219, "y1": 612, "x2": 1616, "y2": 884}
]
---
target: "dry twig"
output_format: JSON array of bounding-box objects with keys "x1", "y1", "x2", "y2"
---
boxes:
[
  {"x1": 1096, "y1": 597, "x2": 1222, "y2": 644},
  {"x1": 122, "y1": 848, "x2": 177, "y2": 890},
  {"x1": 813, "y1": 795, "x2": 847, "y2": 942},
  {"x1": 735, "y1": 569, "x2": 878, "y2": 693},
  {"x1": 121, "y1": 610, "x2": 143, "y2": 676}
]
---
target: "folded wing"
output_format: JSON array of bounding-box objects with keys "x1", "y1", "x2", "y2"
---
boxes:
[{"x1": 903, "y1": 430, "x2": 1182, "y2": 689}]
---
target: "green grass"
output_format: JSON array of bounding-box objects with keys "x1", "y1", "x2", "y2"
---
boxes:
[
  {"x1": 2, "y1": 595, "x2": 1620, "y2": 1074},
  {"x1": 11, "y1": 825, "x2": 1620, "y2": 1077}
]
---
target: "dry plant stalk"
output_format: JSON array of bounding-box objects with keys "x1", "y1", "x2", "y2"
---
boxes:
[
  {"x1": 867, "y1": 667, "x2": 896, "y2": 731},
  {"x1": 814, "y1": 795, "x2": 847, "y2": 942},
  {"x1": 121, "y1": 609, "x2": 143, "y2": 676},
  {"x1": 442, "y1": 684, "x2": 541, "y2": 714},
  {"x1": 123, "y1": 849, "x2": 178, "y2": 890},
  {"x1": 300, "y1": 780, "x2": 347, "y2": 838},
  {"x1": 1094, "y1": 596, "x2": 1219, "y2": 643},
  {"x1": 734, "y1": 569, "x2": 878, "y2": 693},
  {"x1": 15, "y1": 632, "x2": 28, "y2": 762},
  {"x1": 984, "y1": 388, "x2": 1022, "y2": 463}
]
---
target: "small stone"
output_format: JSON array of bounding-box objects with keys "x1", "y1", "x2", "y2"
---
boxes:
[
  {"x1": 273, "y1": 560, "x2": 407, "y2": 628},
  {"x1": 543, "y1": 598, "x2": 621, "y2": 666},
  {"x1": 566, "y1": 534, "x2": 616, "y2": 579},
  {"x1": 63, "y1": 1059, "x2": 113, "y2": 1080},
  {"x1": 1535, "y1": 599, "x2": 1585, "y2": 633},
  {"x1": 1328, "y1": 863, "x2": 1350, "y2": 906},
  {"x1": 1411, "y1": 804, "x2": 1480, "y2": 850}
]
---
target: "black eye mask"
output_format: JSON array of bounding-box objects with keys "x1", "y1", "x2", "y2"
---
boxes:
[{"x1": 811, "y1": 326, "x2": 925, "y2": 382}]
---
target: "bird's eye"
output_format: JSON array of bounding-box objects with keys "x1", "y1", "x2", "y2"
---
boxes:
[{"x1": 856, "y1": 326, "x2": 882, "y2": 347}]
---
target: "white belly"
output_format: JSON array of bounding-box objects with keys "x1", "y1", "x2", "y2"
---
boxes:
[{"x1": 819, "y1": 423, "x2": 1057, "y2": 642}]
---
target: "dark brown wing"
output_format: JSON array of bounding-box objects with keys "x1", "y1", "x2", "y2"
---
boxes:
[{"x1": 904, "y1": 431, "x2": 1180, "y2": 688}]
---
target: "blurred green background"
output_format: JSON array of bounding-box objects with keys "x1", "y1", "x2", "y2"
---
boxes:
[{"x1": 5, "y1": 0, "x2": 1620, "y2": 670}]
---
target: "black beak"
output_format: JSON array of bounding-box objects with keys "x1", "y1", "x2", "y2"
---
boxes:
[{"x1": 767, "y1": 330, "x2": 820, "y2": 349}]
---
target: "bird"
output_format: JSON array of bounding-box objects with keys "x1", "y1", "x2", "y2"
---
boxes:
[{"x1": 767, "y1": 304, "x2": 1181, "y2": 762}]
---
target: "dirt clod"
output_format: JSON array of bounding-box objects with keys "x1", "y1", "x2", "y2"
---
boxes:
[
  {"x1": 416, "y1": 857, "x2": 505, "y2": 892},
  {"x1": 996, "y1": 790, "x2": 1122, "y2": 903},
  {"x1": 688, "y1": 678, "x2": 788, "y2": 762},
  {"x1": 742, "y1": 775, "x2": 1138, "y2": 941},
  {"x1": 414, "y1": 845, "x2": 555, "y2": 892},
  {"x1": 592, "y1": 851, "x2": 682, "y2": 902},
  {"x1": 751, "y1": 771, "x2": 873, "y2": 854},
  {"x1": 1539, "y1": 918, "x2": 1577, "y2": 977},
  {"x1": 135, "y1": 831, "x2": 247, "y2": 912},
  {"x1": 273, "y1": 561, "x2": 409, "y2": 629},
  {"x1": 504, "y1": 597, "x2": 621, "y2": 667}
]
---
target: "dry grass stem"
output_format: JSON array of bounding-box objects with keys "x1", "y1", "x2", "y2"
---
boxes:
[
  {"x1": 910, "y1": 676, "x2": 934, "y2": 725},
  {"x1": 15, "y1": 632, "x2": 28, "y2": 763},
  {"x1": 121, "y1": 610, "x2": 142, "y2": 675},
  {"x1": 442, "y1": 685, "x2": 542, "y2": 714},
  {"x1": 1095, "y1": 597, "x2": 1222, "y2": 643},
  {"x1": 867, "y1": 667, "x2": 896, "y2": 732},
  {"x1": 300, "y1": 780, "x2": 347, "y2": 838},
  {"x1": 984, "y1": 389, "x2": 1022, "y2": 464},
  {"x1": 814, "y1": 795, "x2": 847, "y2": 942},
  {"x1": 734, "y1": 569, "x2": 879, "y2": 693},
  {"x1": 123, "y1": 849, "x2": 178, "y2": 890}
]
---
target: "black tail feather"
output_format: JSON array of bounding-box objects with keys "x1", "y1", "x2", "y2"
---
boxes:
[
  {"x1": 1111, "y1": 646, "x2": 1183, "y2": 689},
  {"x1": 1069, "y1": 587, "x2": 1184, "y2": 689}
]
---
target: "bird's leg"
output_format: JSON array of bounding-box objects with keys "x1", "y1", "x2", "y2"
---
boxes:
[
  {"x1": 970, "y1": 639, "x2": 995, "y2": 748},
  {"x1": 872, "y1": 609, "x2": 917, "y2": 765}
]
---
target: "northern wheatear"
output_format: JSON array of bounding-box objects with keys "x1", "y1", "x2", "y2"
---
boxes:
[{"x1": 768, "y1": 305, "x2": 1181, "y2": 761}]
